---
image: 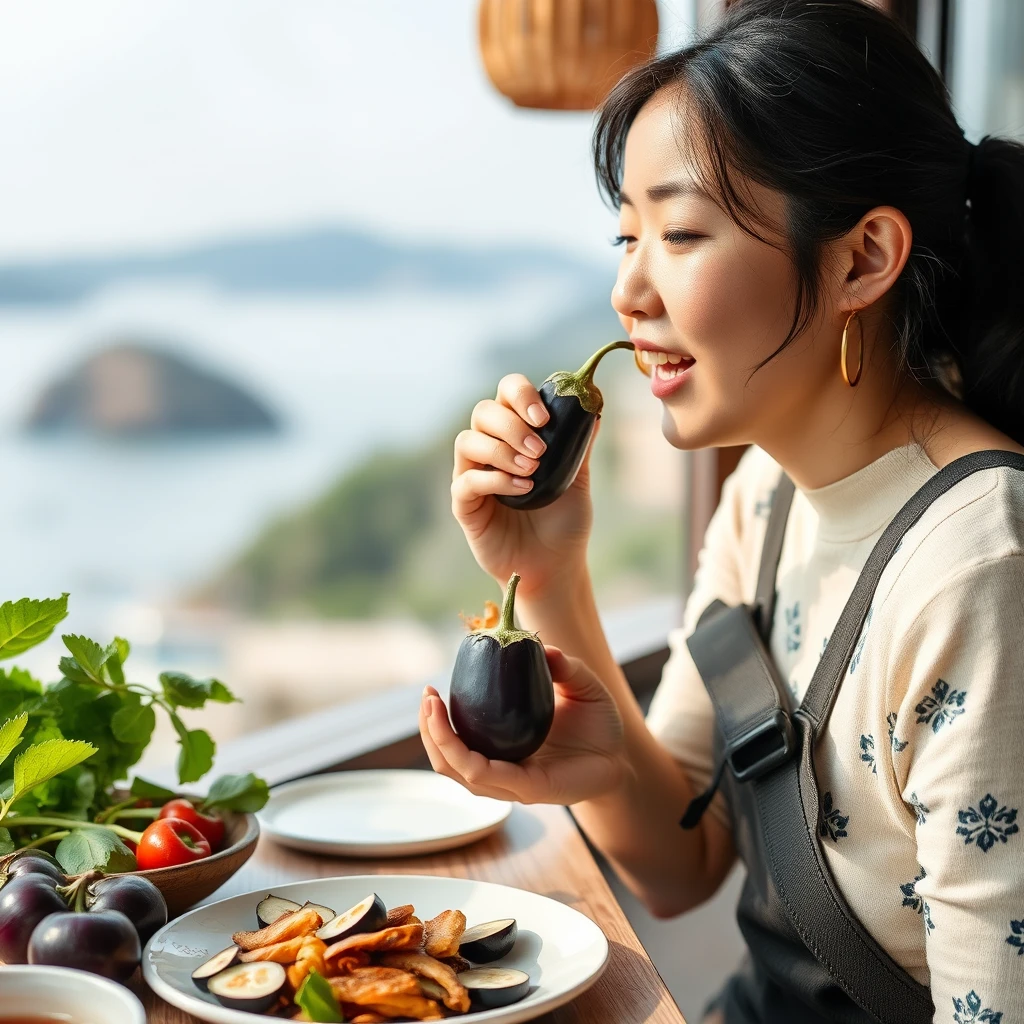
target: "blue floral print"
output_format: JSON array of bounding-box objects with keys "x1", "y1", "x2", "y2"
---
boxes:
[
  {"x1": 819, "y1": 791, "x2": 849, "y2": 842},
  {"x1": 956, "y1": 794, "x2": 1019, "y2": 853},
  {"x1": 952, "y1": 990, "x2": 1002, "y2": 1023},
  {"x1": 914, "y1": 678, "x2": 966, "y2": 733},
  {"x1": 899, "y1": 868, "x2": 934, "y2": 933},
  {"x1": 848, "y1": 607, "x2": 873, "y2": 674},
  {"x1": 785, "y1": 602, "x2": 802, "y2": 653},
  {"x1": 887, "y1": 712, "x2": 909, "y2": 753},
  {"x1": 859, "y1": 734, "x2": 876, "y2": 774},
  {"x1": 908, "y1": 792, "x2": 929, "y2": 825},
  {"x1": 1007, "y1": 919, "x2": 1024, "y2": 956}
]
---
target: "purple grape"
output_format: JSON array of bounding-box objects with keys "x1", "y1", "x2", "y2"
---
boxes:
[
  {"x1": 28, "y1": 909, "x2": 140, "y2": 982},
  {"x1": 4, "y1": 850, "x2": 68, "y2": 886},
  {"x1": 0, "y1": 875, "x2": 68, "y2": 963},
  {"x1": 88, "y1": 874, "x2": 168, "y2": 946}
]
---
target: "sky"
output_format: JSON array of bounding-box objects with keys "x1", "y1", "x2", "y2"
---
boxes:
[{"x1": 0, "y1": 0, "x2": 697, "y2": 264}]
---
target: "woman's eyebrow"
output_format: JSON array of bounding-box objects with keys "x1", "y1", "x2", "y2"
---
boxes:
[{"x1": 620, "y1": 180, "x2": 708, "y2": 206}]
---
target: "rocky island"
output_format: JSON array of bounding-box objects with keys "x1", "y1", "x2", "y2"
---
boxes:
[{"x1": 25, "y1": 342, "x2": 279, "y2": 436}]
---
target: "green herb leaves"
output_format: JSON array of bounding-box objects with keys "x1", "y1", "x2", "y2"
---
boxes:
[
  {"x1": 13, "y1": 739, "x2": 96, "y2": 804},
  {"x1": 0, "y1": 595, "x2": 69, "y2": 660},
  {"x1": 0, "y1": 714, "x2": 28, "y2": 766},
  {"x1": 174, "y1": 723, "x2": 216, "y2": 784},
  {"x1": 295, "y1": 970, "x2": 346, "y2": 1022},
  {"x1": 160, "y1": 672, "x2": 238, "y2": 710},
  {"x1": 203, "y1": 773, "x2": 270, "y2": 813},
  {"x1": 55, "y1": 826, "x2": 136, "y2": 874}
]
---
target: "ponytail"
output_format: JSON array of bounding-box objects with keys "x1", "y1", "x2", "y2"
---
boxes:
[{"x1": 958, "y1": 136, "x2": 1024, "y2": 444}]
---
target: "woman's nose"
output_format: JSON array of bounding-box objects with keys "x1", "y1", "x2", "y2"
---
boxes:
[{"x1": 610, "y1": 256, "x2": 662, "y2": 323}]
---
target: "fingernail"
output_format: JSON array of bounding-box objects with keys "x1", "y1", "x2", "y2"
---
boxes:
[
  {"x1": 424, "y1": 697, "x2": 433, "y2": 718},
  {"x1": 527, "y1": 403, "x2": 547, "y2": 427},
  {"x1": 512, "y1": 477, "x2": 533, "y2": 490},
  {"x1": 513, "y1": 454, "x2": 536, "y2": 472},
  {"x1": 523, "y1": 434, "x2": 545, "y2": 456}
]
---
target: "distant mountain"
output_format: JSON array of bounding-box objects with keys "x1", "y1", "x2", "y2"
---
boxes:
[
  {"x1": 0, "y1": 227, "x2": 602, "y2": 305},
  {"x1": 26, "y1": 342, "x2": 279, "y2": 436}
]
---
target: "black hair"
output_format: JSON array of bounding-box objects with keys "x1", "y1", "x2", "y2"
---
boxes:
[{"x1": 594, "y1": 0, "x2": 1024, "y2": 444}]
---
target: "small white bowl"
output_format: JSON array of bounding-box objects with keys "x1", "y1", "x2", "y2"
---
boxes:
[{"x1": 0, "y1": 964, "x2": 145, "y2": 1024}]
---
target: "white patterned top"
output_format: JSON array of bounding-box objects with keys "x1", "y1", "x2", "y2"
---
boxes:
[{"x1": 646, "y1": 443, "x2": 1024, "y2": 1023}]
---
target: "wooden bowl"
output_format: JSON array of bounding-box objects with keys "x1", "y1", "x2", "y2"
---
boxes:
[{"x1": 132, "y1": 810, "x2": 259, "y2": 917}]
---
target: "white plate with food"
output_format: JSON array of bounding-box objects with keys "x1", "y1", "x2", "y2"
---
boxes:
[
  {"x1": 257, "y1": 770, "x2": 512, "y2": 857},
  {"x1": 143, "y1": 873, "x2": 609, "y2": 1024}
]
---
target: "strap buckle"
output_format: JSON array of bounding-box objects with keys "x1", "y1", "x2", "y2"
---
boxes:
[{"x1": 727, "y1": 709, "x2": 795, "y2": 782}]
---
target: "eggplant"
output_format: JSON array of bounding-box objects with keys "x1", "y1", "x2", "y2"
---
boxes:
[
  {"x1": 316, "y1": 893, "x2": 387, "y2": 943},
  {"x1": 459, "y1": 967, "x2": 531, "y2": 1008},
  {"x1": 207, "y1": 960, "x2": 286, "y2": 1012},
  {"x1": 191, "y1": 945, "x2": 241, "y2": 990},
  {"x1": 496, "y1": 340, "x2": 634, "y2": 511},
  {"x1": 449, "y1": 573, "x2": 553, "y2": 763},
  {"x1": 300, "y1": 900, "x2": 336, "y2": 927},
  {"x1": 255, "y1": 894, "x2": 302, "y2": 928},
  {"x1": 459, "y1": 917, "x2": 517, "y2": 963}
]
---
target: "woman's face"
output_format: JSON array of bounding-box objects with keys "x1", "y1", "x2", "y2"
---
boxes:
[{"x1": 612, "y1": 89, "x2": 841, "y2": 450}]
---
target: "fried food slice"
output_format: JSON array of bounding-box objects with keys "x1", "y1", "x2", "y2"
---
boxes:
[
  {"x1": 379, "y1": 951, "x2": 470, "y2": 1012},
  {"x1": 359, "y1": 996, "x2": 444, "y2": 1020},
  {"x1": 423, "y1": 910, "x2": 466, "y2": 959},
  {"x1": 239, "y1": 935, "x2": 306, "y2": 964},
  {"x1": 386, "y1": 904, "x2": 415, "y2": 927},
  {"x1": 325, "y1": 950, "x2": 371, "y2": 977},
  {"x1": 285, "y1": 935, "x2": 327, "y2": 989},
  {"x1": 440, "y1": 954, "x2": 471, "y2": 974},
  {"x1": 233, "y1": 907, "x2": 323, "y2": 951},
  {"x1": 328, "y1": 968, "x2": 421, "y2": 1003},
  {"x1": 349, "y1": 1015, "x2": 388, "y2": 1023},
  {"x1": 323, "y1": 923, "x2": 424, "y2": 962}
]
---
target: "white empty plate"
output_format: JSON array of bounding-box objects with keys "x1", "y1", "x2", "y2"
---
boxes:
[
  {"x1": 144, "y1": 874, "x2": 609, "y2": 1024},
  {"x1": 258, "y1": 769, "x2": 512, "y2": 856}
]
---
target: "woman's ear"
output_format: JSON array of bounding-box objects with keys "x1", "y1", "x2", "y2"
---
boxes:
[{"x1": 838, "y1": 205, "x2": 913, "y2": 310}]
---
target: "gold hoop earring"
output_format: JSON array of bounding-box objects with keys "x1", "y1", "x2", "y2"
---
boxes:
[{"x1": 841, "y1": 311, "x2": 863, "y2": 387}]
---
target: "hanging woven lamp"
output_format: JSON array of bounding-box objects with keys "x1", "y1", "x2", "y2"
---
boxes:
[{"x1": 478, "y1": 0, "x2": 659, "y2": 111}]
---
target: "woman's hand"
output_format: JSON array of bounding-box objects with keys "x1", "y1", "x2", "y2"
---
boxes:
[
  {"x1": 452, "y1": 374, "x2": 595, "y2": 598},
  {"x1": 419, "y1": 647, "x2": 627, "y2": 806}
]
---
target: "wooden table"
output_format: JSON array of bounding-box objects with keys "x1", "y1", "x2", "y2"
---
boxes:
[{"x1": 139, "y1": 803, "x2": 687, "y2": 1023}]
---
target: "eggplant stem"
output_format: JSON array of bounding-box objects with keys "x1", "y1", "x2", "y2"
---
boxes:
[
  {"x1": 574, "y1": 340, "x2": 634, "y2": 384},
  {"x1": 499, "y1": 573, "x2": 520, "y2": 633}
]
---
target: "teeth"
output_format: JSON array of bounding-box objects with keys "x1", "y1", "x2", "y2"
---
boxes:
[
  {"x1": 654, "y1": 363, "x2": 689, "y2": 380},
  {"x1": 638, "y1": 348, "x2": 686, "y2": 366}
]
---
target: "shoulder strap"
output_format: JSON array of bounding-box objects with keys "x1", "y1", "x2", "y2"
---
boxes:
[
  {"x1": 753, "y1": 473, "x2": 796, "y2": 643},
  {"x1": 756, "y1": 449, "x2": 1024, "y2": 1024}
]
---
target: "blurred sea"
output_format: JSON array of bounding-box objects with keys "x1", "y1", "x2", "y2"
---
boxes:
[{"x1": 0, "y1": 279, "x2": 580, "y2": 639}]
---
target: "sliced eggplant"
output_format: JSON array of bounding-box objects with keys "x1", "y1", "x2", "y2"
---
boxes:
[
  {"x1": 191, "y1": 945, "x2": 241, "y2": 990},
  {"x1": 315, "y1": 893, "x2": 387, "y2": 943},
  {"x1": 255, "y1": 894, "x2": 302, "y2": 928},
  {"x1": 459, "y1": 918, "x2": 517, "y2": 963},
  {"x1": 207, "y1": 960, "x2": 286, "y2": 1013},
  {"x1": 299, "y1": 900, "x2": 336, "y2": 927},
  {"x1": 459, "y1": 967, "x2": 531, "y2": 1008}
]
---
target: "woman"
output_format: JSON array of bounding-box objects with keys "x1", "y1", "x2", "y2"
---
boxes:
[{"x1": 420, "y1": 1, "x2": 1024, "y2": 1021}]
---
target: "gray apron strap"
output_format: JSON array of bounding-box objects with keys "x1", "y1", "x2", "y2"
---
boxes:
[{"x1": 754, "y1": 450, "x2": 1024, "y2": 1023}]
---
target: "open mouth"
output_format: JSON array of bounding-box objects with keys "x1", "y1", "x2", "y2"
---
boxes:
[{"x1": 635, "y1": 348, "x2": 695, "y2": 380}]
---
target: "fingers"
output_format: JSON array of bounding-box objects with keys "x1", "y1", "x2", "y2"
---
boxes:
[
  {"x1": 469, "y1": 400, "x2": 547, "y2": 463},
  {"x1": 454, "y1": 428, "x2": 539, "y2": 480},
  {"x1": 495, "y1": 374, "x2": 549, "y2": 429},
  {"x1": 419, "y1": 690, "x2": 528, "y2": 802},
  {"x1": 544, "y1": 646, "x2": 611, "y2": 704},
  {"x1": 451, "y1": 468, "x2": 533, "y2": 518}
]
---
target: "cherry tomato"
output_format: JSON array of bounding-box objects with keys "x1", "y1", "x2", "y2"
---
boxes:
[
  {"x1": 136, "y1": 818, "x2": 211, "y2": 870},
  {"x1": 158, "y1": 798, "x2": 225, "y2": 851}
]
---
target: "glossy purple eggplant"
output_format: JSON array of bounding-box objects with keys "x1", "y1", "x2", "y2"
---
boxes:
[
  {"x1": 449, "y1": 573, "x2": 554, "y2": 762},
  {"x1": 496, "y1": 340, "x2": 634, "y2": 511}
]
